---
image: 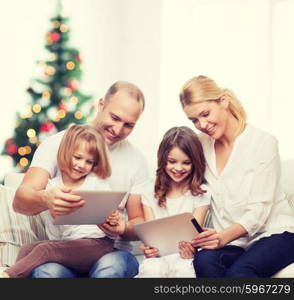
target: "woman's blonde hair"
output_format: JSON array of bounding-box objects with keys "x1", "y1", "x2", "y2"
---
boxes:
[
  {"x1": 179, "y1": 75, "x2": 247, "y2": 128},
  {"x1": 57, "y1": 124, "x2": 111, "y2": 179}
]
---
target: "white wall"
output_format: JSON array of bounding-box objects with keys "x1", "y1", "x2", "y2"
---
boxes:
[{"x1": 1, "y1": 0, "x2": 294, "y2": 184}]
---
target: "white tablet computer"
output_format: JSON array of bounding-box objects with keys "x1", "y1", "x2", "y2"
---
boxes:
[
  {"x1": 133, "y1": 212, "x2": 203, "y2": 256},
  {"x1": 53, "y1": 190, "x2": 127, "y2": 225}
]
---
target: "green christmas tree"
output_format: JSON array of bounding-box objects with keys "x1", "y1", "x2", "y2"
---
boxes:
[{"x1": 1, "y1": 10, "x2": 94, "y2": 173}]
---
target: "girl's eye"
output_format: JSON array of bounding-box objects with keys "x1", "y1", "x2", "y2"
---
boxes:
[
  {"x1": 168, "y1": 160, "x2": 175, "y2": 164},
  {"x1": 202, "y1": 111, "x2": 209, "y2": 117},
  {"x1": 183, "y1": 161, "x2": 191, "y2": 165}
]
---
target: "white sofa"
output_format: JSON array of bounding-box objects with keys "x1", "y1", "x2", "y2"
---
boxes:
[{"x1": 0, "y1": 172, "x2": 293, "y2": 277}]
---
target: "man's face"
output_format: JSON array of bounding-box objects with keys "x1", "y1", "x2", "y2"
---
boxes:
[{"x1": 95, "y1": 91, "x2": 143, "y2": 145}]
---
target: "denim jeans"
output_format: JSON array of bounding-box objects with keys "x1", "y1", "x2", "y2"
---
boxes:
[
  {"x1": 31, "y1": 250, "x2": 139, "y2": 278},
  {"x1": 193, "y1": 231, "x2": 294, "y2": 277}
]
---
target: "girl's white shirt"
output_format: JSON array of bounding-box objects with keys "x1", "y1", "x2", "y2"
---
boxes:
[
  {"x1": 40, "y1": 173, "x2": 112, "y2": 241},
  {"x1": 199, "y1": 124, "x2": 294, "y2": 249},
  {"x1": 141, "y1": 181, "x2": 211, "y2": 219}
]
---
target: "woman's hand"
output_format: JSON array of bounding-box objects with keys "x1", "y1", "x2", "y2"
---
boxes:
[
  {"x1": 140, "y1": 244, "x2": 159, "y2": 258},
  {"x1": 98, "y1": 210, "x2": 126, "y2": 237},
  {"x1": 46, "y1": 186, "x2": 84, "y2": 218},
  {"x1": 178, "y1": 241, "x2": 195, "y2": 259},
  {"x1": 191, "y1": 228, "x2": 225, "y2": 250}
]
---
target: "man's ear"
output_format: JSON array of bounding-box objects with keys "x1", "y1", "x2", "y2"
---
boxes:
[{"x1": 98, "y1": 98, "x2": 105, "y2": 112}]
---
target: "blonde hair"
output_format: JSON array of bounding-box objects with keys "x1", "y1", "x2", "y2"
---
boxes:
[
  {"x1": 179, "y1": 75, "x2": 247, "y2": 129},
  {"x1": 57, "y1": 124, "x2": 111, "y2": 179}
]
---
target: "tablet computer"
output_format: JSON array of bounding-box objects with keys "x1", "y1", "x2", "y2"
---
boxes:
[
  {"x1": 53, "y1": 190, "x2": 127, "y2": 225},
  {"x1": 133, "y1": 212, "x2": 203, "y2": 256}
]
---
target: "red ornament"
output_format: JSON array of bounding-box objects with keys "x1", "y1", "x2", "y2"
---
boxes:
[
  {"x1": 76, "y1": 53, "x2": 82, "y2": 62},
  {"x1": 39, "y1": 121, "x2": 56, "y2": 133},
  {"x1": 67, "y1": 80, "x2": 79, "y2": 91},
  {"x1": 58, "y1": 103, "x2": 68, "y2": 113},
  {"x1": 5, "y1": 138, "x2": 14, "y2": 144},
  {"x1": 7, "y1": 143, "x2": 18, "y2": 155},
  {"x1": 50, "y1": 32, "x2": 61, "y2": 43}
]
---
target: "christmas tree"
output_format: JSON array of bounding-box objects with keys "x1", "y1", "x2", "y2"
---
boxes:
[{"x1": 1, "y1": 8, "x2": 94, "y2": 174}]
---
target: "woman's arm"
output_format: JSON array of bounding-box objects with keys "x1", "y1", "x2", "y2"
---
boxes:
[{"x1": 192, "y1": 204, "x2": 210, "y2": 227}]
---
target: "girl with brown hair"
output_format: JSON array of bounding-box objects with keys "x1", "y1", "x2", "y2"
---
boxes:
[{"x1": 137, "y1": 126, "x2": 210, "y2": 277}]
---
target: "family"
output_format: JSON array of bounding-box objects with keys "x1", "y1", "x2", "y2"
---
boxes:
[{"x1": 1, "y1": 75, "x2": 294, "y2": 278}]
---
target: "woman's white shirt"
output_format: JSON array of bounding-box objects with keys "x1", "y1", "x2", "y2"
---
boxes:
[{"x1": 199, "y1": 124, "x2": 294, "y2": 249}]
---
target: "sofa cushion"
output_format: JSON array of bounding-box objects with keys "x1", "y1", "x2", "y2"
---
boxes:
[{"x1": 0, "y1": 185, "x2": 47, "y2": 266}]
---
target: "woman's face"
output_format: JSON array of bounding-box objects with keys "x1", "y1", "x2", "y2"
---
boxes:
[{"x1": 183, "y1": 99, "x2": 229, "y2": 140}]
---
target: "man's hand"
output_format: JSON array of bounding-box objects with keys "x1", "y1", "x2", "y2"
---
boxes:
[
  {"x1": 178, "y1": 241, "x2": 195, "y2": 259},
  {"x1": 98, "y1": 210, "x2": 126, "y2": 237},
  {"x1": 140, "y1": 244, "x2": 159, "y2": 258},
  {"x1": 46, "y1": 186, "x2": 84, "y2": 218}
]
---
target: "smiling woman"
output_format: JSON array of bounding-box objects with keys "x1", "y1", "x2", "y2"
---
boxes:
[{"x1": 179, "y1": 75, "x2": 294, "y2": 278}]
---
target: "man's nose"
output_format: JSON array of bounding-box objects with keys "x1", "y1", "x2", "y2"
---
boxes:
[{"x1": 113, "y1": 123, "x2": 124, "y2": 136}]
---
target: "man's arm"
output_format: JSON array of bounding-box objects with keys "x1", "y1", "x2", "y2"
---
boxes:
[
  {"x1": 121, "y1": 193, "x2": 144, "y2": 240},
  {"x1": 13, "y1": 167, "x2": 51, "y2": 215},
  {"x1": 13, "y1": 167, "x2": 84, "y2": 216}
]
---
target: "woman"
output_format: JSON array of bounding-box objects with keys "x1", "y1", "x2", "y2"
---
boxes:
[{"x1": 179, "y1": 75, "x2": 294, "y2": 277}]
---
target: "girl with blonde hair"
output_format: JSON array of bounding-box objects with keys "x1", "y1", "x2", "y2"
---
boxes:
[{"x1": 0, "y1": 124, "x2": 121, "y2": 278}]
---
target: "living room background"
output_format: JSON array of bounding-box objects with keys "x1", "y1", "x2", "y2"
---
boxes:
[{"x1": 0, "y1": 0, "x2": 293, "y2": 183}]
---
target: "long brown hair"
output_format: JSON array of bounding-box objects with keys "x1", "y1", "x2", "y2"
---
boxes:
[
  {"x1": 155, "y1": 126, "x2": 206, "y2": 208},
  {"x1": 57, "y1": 124, "x2": 111, "y2": 179}
]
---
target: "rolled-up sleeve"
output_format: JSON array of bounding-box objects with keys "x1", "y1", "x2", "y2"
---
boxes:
[{"x1": 237, "y1": 138, "x2": 280, "y2": 236}]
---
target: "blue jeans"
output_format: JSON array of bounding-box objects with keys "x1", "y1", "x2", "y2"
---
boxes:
[
  {"x1": 31, "y1": 250, "x2": 139, "y2": 278},
  {"x1": 193, "y1": 231, "x2": 294, "y2": 277}
]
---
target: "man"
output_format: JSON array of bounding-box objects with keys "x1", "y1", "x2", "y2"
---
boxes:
[{"x1": 13, "y1": 81, "x2": 149, "y2": 278}]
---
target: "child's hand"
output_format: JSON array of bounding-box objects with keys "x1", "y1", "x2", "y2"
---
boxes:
[
  {"x1": 140, "y1": 244, "x2": 159, "y2": 258},
  {"x1": 98, "y1": 211, "x2": 126, "y2": 237},
  {"x1": 105, "y1": 210, "x2": 120, "y2": 226},
  {"x1": 178, "y1": 241, "x2": 195, "y2": 259}
]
